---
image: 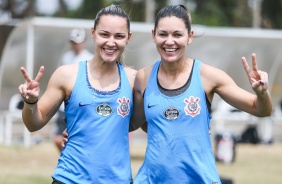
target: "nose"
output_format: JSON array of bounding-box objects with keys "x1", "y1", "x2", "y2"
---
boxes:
[
  {"x1": 106, "y1": 36, "x2": 115, "y2": 47},
  {"x1": 165, "y1": 35, "x2": 174, "y2": 45}
]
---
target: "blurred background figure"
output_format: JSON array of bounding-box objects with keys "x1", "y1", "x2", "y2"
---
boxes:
[
  {"x1": 60, "y1": 28, "x2": 94, "y2": 65},
  {"x1": 53, "y1": 28, "x2": 94, "y2": 152}
]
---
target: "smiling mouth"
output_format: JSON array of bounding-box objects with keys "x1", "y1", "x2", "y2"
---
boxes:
[
  {"x1": 163, "y1": 48, "x2": 178, "y2": 53},
  {"x1": 104, "y1": 49, "x2": 116, "y2": 53}
]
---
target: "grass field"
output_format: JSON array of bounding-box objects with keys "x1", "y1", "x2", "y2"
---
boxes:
[{"x1": 1, "y1": 141, "x2": 282, "y2": 184}]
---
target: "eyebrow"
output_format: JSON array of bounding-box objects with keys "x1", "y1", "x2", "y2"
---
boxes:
[
  {"x1": 99, "y1": 30, "x2": 126, "y2": 35},
  {"x1": 158, "y1": 30, "x2": 184, "y2": 33}
]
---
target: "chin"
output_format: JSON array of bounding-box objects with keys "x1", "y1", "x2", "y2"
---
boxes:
[
  {"x1": 102, "y1": 55, "x2": 118, "y2": 63},
  {"x1": 104, "y1": 59, "x2": 117, "y2": 63},
  {"x1": 161, "y1": 56, "x2": 178, "y2": 63}
]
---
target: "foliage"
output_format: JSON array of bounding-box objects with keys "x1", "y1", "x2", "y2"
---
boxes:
[
  {"x1": 1, "y1": 142, "x2": 282, "y2": 184},
  {"x1": 62, "y1": 0, "x2": 106, "y2": 19},
  {"x1": 192, "y1": 0, "x2": 253, "y2": 27},
  {"x1": 0, "y1": 0, "x2": 281, "y2": 29},
  {"x1": 261, "y1": 0, "x2": 282, "y2": 28}
]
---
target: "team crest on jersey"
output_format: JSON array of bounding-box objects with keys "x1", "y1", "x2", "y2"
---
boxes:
[
  {"x1": 117, "y1": 97, "x2": 131, "y2": 117},
  {"x1": 96, "y1": 103, "x2": 112, "y2": 116},
  {"x1": 183, "y1": 96, "x2": 201, "y2": 117},
  {"x1": 164, "y1": 106, "x2": 180, "y2": 120}
]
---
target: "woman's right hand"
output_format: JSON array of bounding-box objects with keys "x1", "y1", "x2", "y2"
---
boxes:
[{"x1": 18, "y1": 66, "x2": 44, "y2": 103}]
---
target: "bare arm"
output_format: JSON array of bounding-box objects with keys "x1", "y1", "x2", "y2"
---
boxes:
[
  {"x1": 129, "y1": 67, "x2": 150, "y2": 132},
  {"x1": 241, "y1": 53, "x2": 272, "y2": 116},
  {"x1": 18, "y1": 66, "x2": 68, "y2": 132},
  {"x1": 203, "y1": 53, "x2": 272, "y2": 117}
]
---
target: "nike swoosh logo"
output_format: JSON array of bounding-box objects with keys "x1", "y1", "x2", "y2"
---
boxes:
[
  {"x1": 148, "y1": 104, "x2": 158, "y2": 108},
  {"x1": 79, "y1": 102, "x2": 93, "y2": 107}
]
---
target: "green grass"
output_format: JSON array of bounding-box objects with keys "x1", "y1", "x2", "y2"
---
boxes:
[
  {"x1": 1, "y1": 141, "x2": 282, "y2": 184},
  {"x1": 216, "y1": 144, "x2": 282, "y2": 184},
  {"x1": 1, "y1": 175, "x2": 51, "y2": 184},
  {"x1": 0, "y1": 142, "x2": 58, "y2": 184}
]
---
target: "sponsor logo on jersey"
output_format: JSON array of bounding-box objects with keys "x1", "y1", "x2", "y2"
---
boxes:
[
  {"x1": 96, "y1": 103, "x2": 112, "y2": 116},
  {"x1": 117, "y1": 97, "x2": 131, "y2": 117},
  {"x1": 183, "y1": 96, "x2": 201, "y2": 117},
  {"x1": 164, "y1": 106, "x2": 180, "y2": 120}
]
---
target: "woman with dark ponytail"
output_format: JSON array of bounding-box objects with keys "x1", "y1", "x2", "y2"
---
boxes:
[
  {"x1": 18, "y1": 5, "x2": 135, "y2": 184},
  {"x1": 132, "y1": 4, "x2": 272, "y2": 183}
]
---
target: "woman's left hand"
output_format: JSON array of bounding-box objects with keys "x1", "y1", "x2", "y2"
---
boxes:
[{"x1": 242, "y1": 53, "x2": 268, "y2": 95}]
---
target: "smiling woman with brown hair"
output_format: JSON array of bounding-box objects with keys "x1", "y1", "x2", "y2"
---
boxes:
[
  {"x1": 18, "y1": 4, "x2": 136, "y2": 184},
  {"x1": 132, "y1": 4, "x2": 272, "y2": 184}
]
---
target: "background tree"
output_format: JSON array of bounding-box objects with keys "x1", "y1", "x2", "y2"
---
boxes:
[
  {"x1": 62, "y1": 0, "x2": 105, "y2": 19},
  {"x1": 0, "y1": 0, "x2": 281, "y2": 29},
  {"x1": 0, "y1": 0, "x2": 37, "y2": 18},
  {"x1": 261, "y1": 0, "x2": 282, "y2": 29},
  {"x1": 191, "y1": 0, "x2": 252, "y2": 27}
]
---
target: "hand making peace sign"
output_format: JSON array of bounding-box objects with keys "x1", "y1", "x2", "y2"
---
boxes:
[
  {"x1": 18, "y1": 66, "x2": 45, "y2": 103},
  {"x1": 241, "y1": 53, "x2": 268, "y2": 95}
]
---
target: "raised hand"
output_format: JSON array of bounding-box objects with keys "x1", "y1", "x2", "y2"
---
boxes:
[
  {"x1": 242, "y1": 53, "x2": 268, "y2": 95},
  {"x1": 18, "y1": 66, "x2": 44, "y2": 103}
]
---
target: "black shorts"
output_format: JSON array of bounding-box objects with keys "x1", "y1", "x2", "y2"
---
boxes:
[
  {"x1": 52, "y1": 177, "x2": 133, "y2": 184},
  {"x1": 52, "y1": 177, "x2": 65, "y2": 184}
]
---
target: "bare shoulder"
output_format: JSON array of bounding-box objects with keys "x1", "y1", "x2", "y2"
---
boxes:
[
  {"x1": 135, "y1": 65, "x2": 154, "y2": 92},
  {"x1": 124, "y1": 66, "x2": 137, "y2": 89},
  {"x1": 137, "y1": 65, "x2": 154, "y2": 78},
  {"x1": 200, "y1": 63, "x2": 221, "y2": 76},
  {"x1": 200, "y1": 63, "x2": 229, "y2": 84},
  {"x1": 50, "y1": 63, "x2": 79, "y2": 97},
  {"x1": 54, "y1": 63, "x2": 79, "y2": 80},
  {"x1": 124, "y1": 66, "x2": 137, "y2": 79},
  {"x1": 200, "y1": 62, "x2": 235, "y2": 96}
]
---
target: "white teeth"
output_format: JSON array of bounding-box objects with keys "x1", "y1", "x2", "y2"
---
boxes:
[
  {"x1": 105, "y1": 49, "x2": 115, "y2": 53},
  {"x1": 164, "y1": 48, "x2": 177, "y2": 52}
]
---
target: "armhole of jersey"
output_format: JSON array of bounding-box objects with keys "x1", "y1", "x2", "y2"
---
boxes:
[
  {"x1": 196, "y1": 60, "x2": 212, "y2": 114},
  {"x1": 142, "y1": 61, "x2": 161, "y2": 99},
  {"x1": 65, "y1": 61, "x2": 85, "y2": 109},
  {"x1": 119, "y1": 63, "x2": 132, "y2": 90}
]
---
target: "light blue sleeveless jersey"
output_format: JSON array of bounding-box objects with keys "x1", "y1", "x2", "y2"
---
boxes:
[
  {"x1": 134, "y1": 60, "x2": 221, "y2": 184},
  {"x1": 52, "y1": 61, "x2": 133, "y2": 183}
]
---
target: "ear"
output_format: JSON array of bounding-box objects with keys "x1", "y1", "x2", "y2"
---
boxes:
[
  {"x1": 126, "y1": 32, "x2": 132, "y2": 44},
  {"x1": 151, "y1": 29, "x2": 156, "y2": 43},
  {"x1": 187, "y1": 30, "x2": 194, "y2": 45},
  {"x1": 91, "y1": 27, "x2": 95, "y2": 39}
]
